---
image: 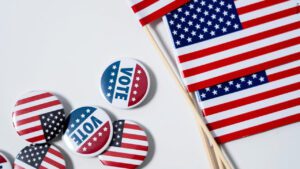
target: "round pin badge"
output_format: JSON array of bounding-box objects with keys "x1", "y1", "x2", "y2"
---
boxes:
[
  {"x1": 12, "y1": 91, "x2": 66, "y2": 144},
  {"x1": 100, "y1": 58, "x2": 150, "y2": 109},
  {"x1": 63, "y1": 106, "x2": 113, "y2": 157},
  {"x1": 14, "y1": 144, "x2": 66, "y2": 169},
  {"x1": 0, "y1": 152, "x2": 12, "y2": 169},
  {"x1": 99, "y1": 120, "x2": 149, "y2": 169}
]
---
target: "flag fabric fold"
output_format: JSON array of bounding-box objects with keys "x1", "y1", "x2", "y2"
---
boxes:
[{"x1": 164, "y1": 0, "x2": 300, "y2": 92}]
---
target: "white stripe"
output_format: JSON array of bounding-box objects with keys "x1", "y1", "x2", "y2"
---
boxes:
[
  {"x1": 100, "y1": 155, "x2": 143, "y2": 165},
  {"x1": 15, "y1": 159, "x2": 36, "y2": 169},
  {"x1": 200, "y1": 75, "x2": 299, "y2": 109},
  {"x1": 206, "y1": 90, "x2": 300, "y2": 123},
  {"x1": 21, "y1": 130, "x2": 44, "y2": 139},
  {"x1": 46, "y1": 150, "x2": 65, "y2": 166},
  {"x1": 185, "y1": 44, "x2": 299, "y2": 85},
  {"x1": 15, "y1": 105, "x2": 63, "y2": 121},
  {"x1": 239, "y1": 1, "x2": 297, "y2": 22},
  {"x1": 129, "y1": 0, "x2": 143, "y2": 6},
  {"x1": 125, "y1": 121, "x2": 138, "y2": 125},
  {"x1": 18, "y1": 91, "x2": 46, "y2": 100},
  {"x1": 14, "y1": 96, "x2": 58, "y2": 111},
  {"x1": 106, "y1": 147, "x2": 147, "y2": 156},
  {"x1": 211, "y1": 105, "x2": 300, "y2": 137},
  {"x1": 15, "y1": 120, "x2": 41, "y2": 131},
  {"x1": 181, "y1": 29, "x2": 299, "y2": 70},
  {"x1": 267, "y1": 60, "x2": 300, "y2": 75},
  {"x1": 136, "y1": 0, "x2": 174, "y2": 19},
  {"x1": 176, "y1": 15, "x2": 298, "y2": 55},
  {"x1": 40, "y1": 161, "x2": 58, "y2": 169},
  {"x1": 234, "y1": 0, "x2": 262, "y2": 8},
  {"x1": 122, "y1": 138, "x2": 149, "y2": 146},
  {"x1": 123, "y1": 128, "x2": 145, "y2": 136}
]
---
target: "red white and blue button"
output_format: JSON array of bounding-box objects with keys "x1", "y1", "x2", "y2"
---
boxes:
[
  {"x1": 63, "y1": 106, "x2": 113, "y2": 157},
  {"x1": 12, "y1": 91, "x2": 66, "y2": 144},
  {"x1": 14, "y1": 144, "x2": 66, "y2": 169},
  {"x1": 99, "y1": 120, "x2": 149, "y2": 169},
  {"x1": 100, "y1": 58, "x2": 150, "y2": 109},
  {"x1": 0, "y1": 153, "x2": 11, "y2": 169}
]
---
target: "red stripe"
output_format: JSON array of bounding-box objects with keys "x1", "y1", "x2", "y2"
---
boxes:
[
  {"x1": 15, "y1": 100, "x2": 61, "y2": 116},
  {"x1": 179, "y1": 21, "x2": 300, "y2": 63},
  {"x1": 242, "y1": 7, "x2": 299, "y2": 29},
  {"x1": 237, "y1": 0, "x2": 288, "y2": 15},
  {"x1": 123, "y1": 133, "x2": 148, "y2": 141},
  {"x1": 48, "y1": 148, "x2": 64, "y2": 159},
  {"x1": 16, "y1": 116, "x2": 40, "y2": 126},
  {"x1": 205, "y1": 82, "x2": 300, "y2": 116},
  {"x1": 208, "y1": 98, "x2": 300, "y2": 130},
  {"x1": 124, "y1": 123, "x2": 142, "y2": 130},
  {"x1": 44, "y1": 156, "x2": 65, "y2": 169},
  {"x1": 39, "y1": 166, "x2": 47, "y2": 169},
  {"x1": 139, "y1": 0, "x2": 189, "y2": 26},
  {"x1": 18, "y1": 125, "x2": 42, "y2": 135},
  {"x1": 268, "y1": 66, "x2": 300, "y2": 82},
  {"x1": 100, "y1": 160, "x2": 138, "y2": 169},
  {"x1": 132, "y1": 0, "x2": 158, "y2": 13},
  {"x1": 103, "y1": 151, "x2": 146, "y2": 161},
  {"x1": 187, "y1": 52, "x2": 300, "y2": 92},
  {"x1": 122, "y1": 143, "x2": 149, "y2": 151},
  {"x1": 216, "y1": 113, "x2": 300, "y2": 144},
  {"x1": 27, "y1": 135, "x2": 45, "y2": 143},
  {"x1": 14, "y1": 163, "x2": 25, "y2": 169},
  {"x1": 183, "y1": 36, "x2": 300, "y2": 77},
  {"x1": 16, "y1": 92, "x2": 52, "y2": 106}
]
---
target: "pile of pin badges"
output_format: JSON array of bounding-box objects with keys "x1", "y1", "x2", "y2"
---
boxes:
[
  {"x1": 12, "y1": 91, "x2": 67, "y2": 169},
  {"x1": 7, "y1": 58, "x2": 151, "y2": 169}
]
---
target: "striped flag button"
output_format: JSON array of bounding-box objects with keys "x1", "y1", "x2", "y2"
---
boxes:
[
  {"x1": 63, "y1": 106, "x2": 113, "y2": 157},
  {"x1": 100, "y1": 58, "x2": 150, "y2": 109},
  {"x1": 0, "y1": 152, "x2": 12, "y2": 169},
  {"x1": 12, "y1": 91, "x2": 66, "y2": 144},
  {"x1": 99, "y1": 120, "x2": 149, "y2": 169},
  {"x1": 14, "y1": 144, "x2": 66, "y2": 169}
]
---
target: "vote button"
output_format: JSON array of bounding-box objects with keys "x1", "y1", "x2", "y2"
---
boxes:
[
  {"x1": 63, "y1": 106, "x2": 113, "y2": 157},
  {"x1": 100, "y1": 58, "x2": 150, "y2": 109}
]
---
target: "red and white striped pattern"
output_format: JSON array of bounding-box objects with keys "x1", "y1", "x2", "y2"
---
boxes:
[
  {"x1": 197, "y1": 60, "x2": 300, "y2": 143},
  {"x1": 39, "y1": 146, "x2": 66, "y2": 169},
  {"x1": 99, "y1": 121, "x2": 148, "y2": 169},
  {"x1": 12, "y1": 91, "x2": 63, "y2": 143},
  {"x1": 175, "y1": 0, "x2": 300, "y2": 91},
  {"x1": 129, "y1": 0, "x2": 189, "y2": 26}
]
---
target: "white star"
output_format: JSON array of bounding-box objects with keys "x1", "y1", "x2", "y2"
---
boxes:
[
  {"x1": 81, "y1": 114, "x2": 85, "y2": 118},
  {"x1": 83, "y1": 147, "x2": 87, "y2": 151},
  {"x1": 112, "y1": 65, "x2": 117, "y2": 69},
  {"x1": 109, "y1": 79, "x2": 114, "y2": 83},
  {"x1": 201, "y1": 93, "x2": 206, "y2": 98},
  {"x1": 212, "y1": 90, "x2": 218, "y2": 95},
  {"x1": 170, "y1": 20, "x2": 174, "y2": 25},
  {"x1": 176, "y1": 40, "x2": 181, "y2": 45},
  {"x1": 201, "y1": 0, "x2": 206, "y2": 6},
  {"x1": 111, "y1": 72, "x2": 115, "y2": 76},
  {"x1": 93, "y1": 137, "x2": 97, "y2": 141},
  {"x1": 195, "y1": 24, "x2": 200, "y2": 29},
  {"x1": 180, "y1": 17, "x2": 185, "y2": 22},
  {"x1": 210, "y1": 31, "x2": 215, "y2": 36},
  {"x1": 240, "y1": 77, "x2": 245, "y2": 82},
  {"x1": 220, "y1": 1, "x2": 225, "y2": 6},
  {"x1": 234, "y1": 24, "x2": 239, "y2": 29},
  {"x1": 252, "y1": 74, "x2": 257, "y2": 79},
  {"x1": 217, "y1": 84, "x2": 222, "y2": 88},
  {"x1": 218, "y1": 17, "x2": 224, "y2": 23},
  {"x1": 259, "y1": 76, "x2": 265, "y2": 82},
  {"x1": 199, "y1": 34, "x2": 204, "y2": 39},
  {"x1": 205, "y1": 87, "x2": 210, "y2": 91},
  {"x1": 191, "y1": 31, "x2": 196, "y2": 36},
  {"x1": 134, "y1": 83, "x2": 139, "y2": 88},
  {"x1": 247, "y1": 80, "x2": 253, "y2": 85},
  {"x1": 88, "y1": 142, "x2": 92, "y2": 146},
  {"x1": 108, "y1": 86, "x2": 113, "y2": 90},
  {"x1": 98, "y1": 132, "x2": 103, "y2": 136},
  {"x1": 76, "y1": 119, "x2": 80, "y2": 123},
  {"x1": 172, "y1": 30, "x2": 177, "y2": 35},
  {"x1": 184, "y1": 11, "x2": 190, "y2": 16},
  {"x1": 235, "y1": 83, "x2": 241, "y2": 89},
  {"x1": 187, "y1": 37, "x2": 192, "y2": 42},
  {"x1": 184, "y1": 27, "x2": 189, "y2": 32},
  {"x1": 200, "y1": 17, "x2": 205, "y2": 23},
  {"x1": 107, "y1": 93, "x2": 111, "y2": 97},
  {"x1": 229, "y1": 81, "x2": 234, "y2": 85},
  {"x1": 137, "y1": 70, "x2": 142, "y2": 74},
  {"x1": 224, "y1": 87, "x2": 229, "y2": 92},
  {"x1": 222, "y1": 27, "x2": 227, "y2": 33},
  {"x1": 204, "y1": 10, "x2": 209, "y2": 16},
  {"x1": 133, "y1": 91, "x2": 138, "y2": 95},
  {"x1": 136, "y1": 77, "x2": 140, "y2": 81},
  {"x1": 104, "y1": 127, "x2": 108, "y2": 131},
  {"x1": 132, "y1": 98, "x2": 136, "y2": 102}
]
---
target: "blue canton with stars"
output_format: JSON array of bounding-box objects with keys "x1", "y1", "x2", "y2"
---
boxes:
[
  {"x1": 65, "y1": 107, "x2": 102, "y2": 137},
  {"x1": 165, "y1": 0, "x2": 243, "y2": 48},
  {"x1": 101, "y1": 61, "x2": 120, "y2": 103},
  {"x1": 197, "y1": 71, "x2": 269, "y2": 101}
]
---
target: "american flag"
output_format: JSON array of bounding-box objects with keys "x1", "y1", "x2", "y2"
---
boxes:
[
  {"x1": 99, "y1": 120, "x2": 149, "y2": 169},
  {"x1": 63, "y1": 107, "x2": 112, "y2": 156},
  {"x1": 14, "y1": 144, "x2": 66, "y2": 169},
  {"x1": 164, "y1": 0, "x2": 300, "y2": 92},
  {"x1": 128, "y1": 0, "x2": 189, "y2": 26},
  {"x1": 12, "y1": 91, "x2": 66, "y2": 144},
  {"x1": 0, "y1": 153, "x2": 11, "y2": 169},
  {"x1": 195, "y1": 60, "x2": 300, "y2": 144}
]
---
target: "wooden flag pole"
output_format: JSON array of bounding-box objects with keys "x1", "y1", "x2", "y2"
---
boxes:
[{"x1": 144, "y1": 25, "x2": 233, "y2": 169}]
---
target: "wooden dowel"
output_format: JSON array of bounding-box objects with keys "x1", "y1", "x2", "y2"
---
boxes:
[{"x1": 144, "y1": 25, "x2": 233, "y2": 169}]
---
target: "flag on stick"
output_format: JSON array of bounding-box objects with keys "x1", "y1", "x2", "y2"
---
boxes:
[{"x1": 164, "y1": 0, "x2": 300, "y2": 92}]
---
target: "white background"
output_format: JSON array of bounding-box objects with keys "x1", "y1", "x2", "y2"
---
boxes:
[{"x1": 0, "y1": 1, "x2": 300, "y2": 169}]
